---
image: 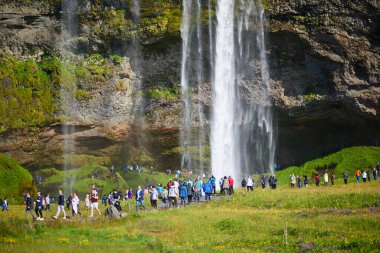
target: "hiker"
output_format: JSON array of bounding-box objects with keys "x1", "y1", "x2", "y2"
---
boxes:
[
  {"x1": 303, "y1": 175, "x2": 309, "y2": 188},
  {"x1": 90, "y1": 189, "x2": 101, "y2": 217},
  {"x1": 66, "y1": 194, "x2": 72, "y2": 210},
  {"x1": 246, "y1": 176, "x2": 254, "y2": 192},
  {"x1": 85, "y1": 194, "x2": 90, "y2": 210},
  {"x1": 367, "y1": 170, "x2": 371, "y2": 182},
  {"x1": 271, "y1": 175, "x2": 277, "y2": 189},
  {"x1": 210, "y1": 175, "x2": 216, "y2": 194},
  {"x1": 355, "y1": 169, "x2": 361, "y2": 183},
  {"x1": 343, "y1": 171, "x2": 349, "y2": 184},
  {"x1": 1, "y1": 197, "x2": 8, "y2": 211},
  {"x1": 315, "y1": 174, "x2": 320, "y2": 186},
  {"x1": 228, "y1": 176, "x2": 234, "y2": 195},
  {"x1": 323, "y1": 172, "x2": 329, "y2": 186},
  {"x1": 219, "y1": 178, "x2": 224, "y2": 195},
  {"x1": 149, "y1": 186, "x2": 158, "y2": 209},
  {"x1": 290, "y1": 174, "x2": 296, "y2": 189},
  {"x1": 297, "y1": 176, "x2": 303, "y2": 188},
  {"x1": 203, "y1": 180, "x2": 213, "y2": 201},
  {"x1": 330, "y1": 173, "x2": 335, "y2": 185},
  {"x1": 179, "y1": 183, "x2": 188, "y2": 205},
  {"x1": 135, "y1": 185, "x2": 146, "y2": 212},
  {"x1": 71, "y1": 193, "x2": 82, "y2": 217},
  {"x1": 261, "y1": 175, "x2": 266, "y2": 189},
  {"x1": 222, "y1": 176, "x2": 230, "y2": 196},
  {"x1": 24, "y1": 192, "x2": 36, "y2": 220},
  {"x1": 373, "y1": 168, "x2": 378, "y2": 181},
  {"x1": 192, "y1": 179, "x2": 201, "y2": 202},
  {"x1": 161, "y1": 187, "x2": 168, "y2": 208},
  {"x1": 362, "y1": 170, "x2": 367, "y2": 182},
  {"x1": 241, "y1": 177, "x2": 247, "y2": 193},
  {"x1": 35, "y1": 192, "x2": 44, "y2": 221},
  {"x1": 53, "y1": 190, "x2": 66, "y2": 220},
  {"x1": 168, "y1": 186, "x2": 178, "y2": 208},
  {"x1": 113, "y1": 190, "x2": 122, "y2": 211},
  {"x1": 45, "y1": 194, "x2": 51, "y2": 211},
  {"x1": 186, "y1": 183, "x2": 193, "y2": 204}
]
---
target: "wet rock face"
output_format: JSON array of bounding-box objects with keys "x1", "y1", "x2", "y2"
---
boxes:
[{"x1": 0, "y1": 0, "x2": 380, "y2": 170}]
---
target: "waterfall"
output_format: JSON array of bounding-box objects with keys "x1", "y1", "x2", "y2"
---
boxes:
[
  {"x1": 61, "y1": 0, "x2": 79, "y2": 194},
  {"x1": 181, "y1": 0, "x2": 276, "y2": 180},
  {"x1": 180, "y1": 0, "x2": 206, "y2": 174}
]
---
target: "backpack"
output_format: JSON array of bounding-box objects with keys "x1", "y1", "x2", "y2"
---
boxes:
[{"x1": 241, "y1": 179, "x2": 247, "y2": 187}]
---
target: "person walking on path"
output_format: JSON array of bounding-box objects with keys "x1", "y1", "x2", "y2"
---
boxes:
[
  {"x1": 45, "y1": 194, "x2": 51, "y2": 211},
  {"x1": 343, "y1": 171, "x2": 349, "y2": 184},
  {"x1": 203, "y1": 180, "x2": 213, "y2": 201},
  {"x1": 168, "y1": 185, "x2": 178, "y2": 208},
  {"x1": 71, "y1": 193, "x2": 82, "y2": 217},
  {"x1": 315, "y1": 174, "x2": 320, "y2": 186},
  {"x1": 323, "y1": 172, "x2": 329, "y2": 186},
  {"x1": 136, "y1": 185, "x2": 146, "y2": 212},
  {"x1": 261, "y1": 175, "x2": 266, "y2": 189},
  {"x1": 290, "y1": 174, "x2": 296, "y2": 189},
  {"x1": 246, "y1": 176, "x2": 254, "y2": 192},
  {"x1": 228, "y1": 176, "x2": 234, "y2": 195},
  {"x1": 24, "y1": 192, "x2": 36, "y2": 220},
  {"x1": 149, "y1": 186, "x2": 158, "y2": 209},
  {"x1": 35, "y1": 192, "x2": 44, "y2": 221},
  {"x1": 179, "y1": 183, "x2": 188, "y2": 205},
  {"x1": 85, "y1": 194, "x2": 90, "y2": 210},
  {"x1": 362, "y1": 171, "x2": 367, "y2": 183},
  {"x1": 373, "y1": 168, "x2": 378, "y2": 181},
  {"x1": 90, "y1": 189, "x2": 101, "y2": 217},
  {"x1": 355, "y1": 169, "x2": 361, "y2": 183},
  {"x1": 303, "y1": 175, "x2": 309, "y2": 188},
  {"x1": 53, "y1": 190, "x2": 66, "y2": 220}
]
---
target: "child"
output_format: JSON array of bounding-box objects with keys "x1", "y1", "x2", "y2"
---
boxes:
[
  {"x1": 85, "y1": 194, "x2": 90, "y2": 210},
  {"x1": 35, "y1": 192, "x2": 44, "y2": 221},
  {"x1": 71, "y1": 193, "x2": 82, "y2": 217}
]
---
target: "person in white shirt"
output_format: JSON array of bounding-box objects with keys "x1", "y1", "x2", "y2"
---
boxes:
[
  {"x1": 362, "y1": 171, "x2": 368, "y2": 182},
  {"x1": 246, "y1": 176, "x2": 254, "y2": 192},
  {"x1": 71, "y1": 193, "x2": 82, "y2": 216}
]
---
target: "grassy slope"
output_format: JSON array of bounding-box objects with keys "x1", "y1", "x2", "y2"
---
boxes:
[
  {"x1": 0, "y1": 154, "x2": 34, "y2": 199},
  {"x1": 275, "y1": 146, "x2": 380, "y2": 184},
  {"x1": 0, "y1": 182, "x2": 379, "y2": 252}
]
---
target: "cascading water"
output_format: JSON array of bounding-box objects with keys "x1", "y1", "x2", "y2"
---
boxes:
[
  {"x1": 61, "y1": 0, "x2": 79, "y2": 194},
  {"x1": 180, "y1": 0, "x2": 206, "y2": 174},
  {"x1": 181, "y1": 0, "x2": 276, "y2": 180}
]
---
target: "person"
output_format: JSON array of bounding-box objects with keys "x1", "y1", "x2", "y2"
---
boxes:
[
  {"x1": 150, "y1": 186, "x2": 158, "y2": 209},
  {"x1": 297, "y1": 176, "x2": 302, "y2": 188},
  {"x1": 367, "y1": 170, "x2": 371, "y2": 182},
  {"x1": 246, "y1": 176, "x2": 254, "y2": 192},
  {"x1": 290, "y1": 174, "x2": 296, "y2": 189},
  {"x1": 102, "y1": 195, "x2": 107, "y2": 206},
  {"x1": 315, "y1": 174, "x2": 320, "y2": 186},
  {"x1": 113, "y1": 190, "x2": 122, "y2": 211},
  {"x1": 373, "y1": 168, "x2": 378, "y2": 181},
  {"x1": 53, "y1": 190, "x2": 66, "y2": 220},
  {"x1": 157, "y1": 184, "x2": 163, "y2": 194},
  {"x1": 66, "y1": 194, "x2": 72, "y2": 210},
  {"x1": 203, "y1": 180, "x2": 213, "y2": 201},
  {"x1": 210, "y1": 175, "x2": 216, "y2": 194},
  {"x1": 45, "y1": 194, "x2": 51, "y2": 211},
  {"x1": 71, "y1": 193, "x2": 82, "y2": 217},
  {"x1": 219, "y1": 178, "x2": 224, "y2": 195},
  {"x1": 161, "y1": 187, "x2": 168, "y2": 208},
  {"x1": 2, "y1": 197, "x2": 8, "y2": 211},
  {"x1": 261, "y1": 175, "x2": 266, "y2": 189},
  {"x1": 343, "y1": 171, "x2": 349, "y2": 184},
  {"x1": 128, "y1": 189, "x2": 133, "y2": 200},
  {"x1": 271, "y1": 175, "x2": 277, "y2": 189},
  {"x1": 228, "y1": 176, "x2": 234, "y2": 195},
  {"x1": 241, "y1": 177, "x2": 247, "y2": 193},
  {"x1": 303, "y1": 175, "x2": 309, "y2": 188},
  {"x1": 362, "y1": 170, "x2": 367, "y2": 182},
  {"x1": 35, "y1": 192, "x2": 44, "y2": 221},
  {"x1": 355, "y1": 169, "x2": 361, "y2": 183},
  {"x1": 186, "y1": 182, "x2": 193, "y2": 204},
  {"x1": 222, "y1": 176, "x2": 229, "y2": 196},
  {"x1": 90, "y1": 189, "x2": 101, "y2": 217},
  {"x1": 24, "y1": 192, "x2": 36, "y2": 220},
  {"x1": 323, "y1": 172, "x2": 329, "y2": 186},
  {"x1": 193, "y1": 179, "x2": 201, "y2": 202},
  {"x1": 135, "y1": 185, "x2": 146, "y2": 212},
  {"x1": 168, "y1": 185, "x2": 177, "y2": 208},
  {"x1": 85, "y1": 194, "x2": 90, "y2": 210},
  {"x1": 179, "y1": 183, "x2": 188, "y2": 205}
]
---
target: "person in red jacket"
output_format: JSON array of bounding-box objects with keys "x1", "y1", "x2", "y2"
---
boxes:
[{"x1": 228, "y1": 176, "x2": 234, "y2": 195}]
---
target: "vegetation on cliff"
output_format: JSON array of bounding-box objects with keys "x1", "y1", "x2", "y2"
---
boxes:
[{"x1": 0, "y1": 154, "x2": 35, "y2": 199}]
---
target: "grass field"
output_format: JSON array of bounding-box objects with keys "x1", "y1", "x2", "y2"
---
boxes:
[{"x1": 0, "y1": 181, "x2": 379, "y2": 253}]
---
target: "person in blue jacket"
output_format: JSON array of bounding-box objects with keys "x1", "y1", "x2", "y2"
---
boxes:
[
  {"x1": 203, "y1": 180, "x2": 213, "y2": 201},
  {"x1": 209, "y1": 175, "x2": 216, "y2": 194},
  {"x1": 35, "y1": 191, "x2": 44, "y2": 221},
  {"x1": 135, "y1": 185, "x2": 146, "y2": 212},
  {"x1": 179, "y1": 184, "x2": 188, "y2": 206}
]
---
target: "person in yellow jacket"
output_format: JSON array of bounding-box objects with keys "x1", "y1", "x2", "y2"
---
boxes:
[{"x1": 355, "y1": 169, "x2": 362, "y2": 183}]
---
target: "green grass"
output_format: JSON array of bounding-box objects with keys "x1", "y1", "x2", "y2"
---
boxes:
[
  {"x1": 276, "y1": 146, "x2": 380, "y2": 184},
  {"x1": 0, "y1": 154, "x2": 35, "y2": 201},
  {"x1": 0, "y1": 182, "x2": 379, "y2": 252}
]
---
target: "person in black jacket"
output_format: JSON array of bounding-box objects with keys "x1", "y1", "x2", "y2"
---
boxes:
[
  {"x1": 53, "y1": 190, "x2": 66, "y2": 219},
  {"x1": 24, "y1": 192, "x2": 36, "y2": 220}
]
